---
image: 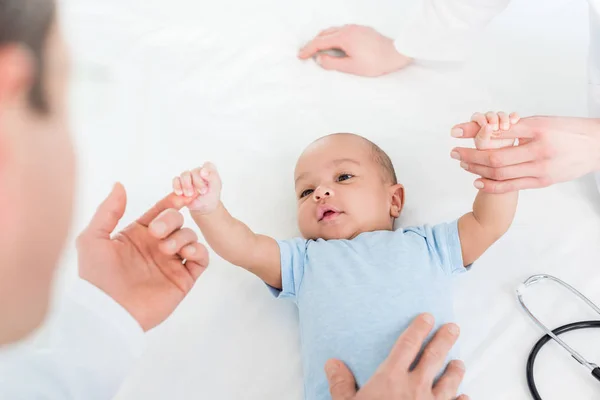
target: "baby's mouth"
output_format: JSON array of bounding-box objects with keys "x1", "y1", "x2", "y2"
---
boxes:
[{"x1": 318, "y1": 209, "x2": 343, "y2": 222}]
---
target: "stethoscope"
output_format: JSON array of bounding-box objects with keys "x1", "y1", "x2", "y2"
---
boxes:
[{"x1": 516, "y1": 274, "x2": 600, "y2": 400}]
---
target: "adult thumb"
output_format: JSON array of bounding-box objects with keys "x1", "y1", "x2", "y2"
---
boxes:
[
  {"x1": 82, "y1": 183, "x2": 127, "y2": 240},
  {"x1": 326, "y1": 360, "x2": 357, "y2": 400}
]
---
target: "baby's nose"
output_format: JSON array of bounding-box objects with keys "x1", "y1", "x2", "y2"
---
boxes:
[{"x1": 313, "y1": 187, "x2": 333, "y2": 201}]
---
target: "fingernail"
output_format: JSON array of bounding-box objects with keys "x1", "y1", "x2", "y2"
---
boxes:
[
  {"x1": 151, "y1": 222, "x2": 166, "y2": 236},
  {"x1": 422, "y1": 313, "x2": 434, "y2": 325},
  {"x1": 501, "y1": 123, "x2": 510, "y2": 131},
  {"x1": 447, "y1": 324, "x2": 460, "y2": 335},
  {"x1": 474, "y1": 180, "x2": 484, "y2": 189},
  {"x1": 186, "y1": 245, "x2": 197, "y2": 255},
  {"x1": 492, "y1": 124, "x2": 499, "y2": 131},
  {"x1": 450, "y1": 128, "x2": 463, "y2": 138},
  {"x1": 200, "y1": 187, "x2": 208, "y2": 195},
  {"x1": 201, "y1": 169, "x2": 210, "y2": 178},
  {"x1": 325, "y1": 360, "x2": 339, "y2": 377},
  {"x1": 450, "y1": 151, "x2": 461, "y2": 161},
  {"x1": 185, "y1": 190, "x2": 194, "y2": 197},
  {"x1": 460, "y1": 162, "x2": 468, "y2": 169},
  {"x1": 175, "y1": 189, "x2": 183, "y2": 196},
  {"x1": 167, "y1": 240, "x2": 176, "y2": 251},
  {"x1": 315, "y1": 55, "x2": 322, "y2": 66},
  {"x1": 453, "y1": 360, "x2": 465, "y2": 371}
]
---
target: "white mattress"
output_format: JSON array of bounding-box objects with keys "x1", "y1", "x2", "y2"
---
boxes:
[{"x1": 57, "y1": 0, "x2": 600, "y2": 398}]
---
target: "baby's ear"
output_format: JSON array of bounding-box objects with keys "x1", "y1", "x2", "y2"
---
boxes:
[{"x1": 389, "y1": 184, "x2": 405, "y2": 218}]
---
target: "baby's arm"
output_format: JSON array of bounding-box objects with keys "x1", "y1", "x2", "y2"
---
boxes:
[
  {"x1": 457, "y1": 112, "x2": 520, "y2": 266},
  {"x1": 173, "y1": 163, "x2": 282, "y2": 289}
]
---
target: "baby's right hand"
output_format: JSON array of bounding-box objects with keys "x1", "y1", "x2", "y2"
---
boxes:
[{"x1": 172, "y1": 162, "x2": 222, "y2": 215}]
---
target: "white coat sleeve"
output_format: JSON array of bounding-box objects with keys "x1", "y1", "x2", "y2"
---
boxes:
[
  {"x1": 394, "y1": 0, "x2": 512, "y2": 61},
  {"x1": 0, "y1": 279, "x2": 145, "y2": 400}
]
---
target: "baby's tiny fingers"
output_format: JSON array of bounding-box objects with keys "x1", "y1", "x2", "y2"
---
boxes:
[
  {"x1": 509, "y1": 112, "x2": 521, "y2": 124},
  {"x1": 485, "y1": 111, "x2": 499, "y2": 131},
  {"x1": 192, "y1": 168, "x2": 208, "y2": 195},
  {"x1": 201, "y1": 162, "x2": 221, "y2": 183},
  {"x1": 181, "y1": 171, "x2": 194, "y2": 197},
  {"x1": 173, "y1": 177, "x2": 183, "y2": 196},
  {"x1": 498, "y1": 111, "x2": 510, "y2": 131},
  {"x1": 470, "y1": 112, "x2": 488, "y2": 128}
]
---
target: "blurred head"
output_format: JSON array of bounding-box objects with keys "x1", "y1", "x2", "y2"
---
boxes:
[
  {"x1": 294, "y1": 133, "x2": 404, "y2": 240},
  {"x1": 0, "y1": 0, "x2": 75, "y2": 345}
]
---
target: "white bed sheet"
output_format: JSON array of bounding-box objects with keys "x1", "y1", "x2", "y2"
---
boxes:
[{"x1": 57, "y1": 0, "x2": 600, "y2": 398}]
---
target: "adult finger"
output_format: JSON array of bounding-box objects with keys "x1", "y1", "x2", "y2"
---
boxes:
[
  {"x1": 432, "y1": 360, "x2": 466, "y2": 399},
  {"x1": 474, "y1": 177, "x2": 548, "y2": 193},
  {"x1": 461, "y1": 160, "x2": 540, "y2": 181},
  {"x1": 382, "y1": 313, "x2": 435, "y2": 372},
  {"x1": 325, "y1": 360, "x2": 357, "y2": 400},
  {"x1": 317, "y1": 54, "x2": 356, "y2": 74},
  {"x1": 137, "y1": 193, "x2": 190, "y2": 227},
  {"x1": 148, "y1": 208, "x2": 184, "y2": 239},
  {"x1": 318, "y1": 27, "x2": 341, "y2": 37},
  {"x1": 182, "y1": 244, "x2": 210, "y2": 280},
  {"x1": 299, "y1": 33, "x2": 346, "y2": 59},
  {"x1": 413, "y1": 323, "x2": 460, "y2": 386},
  {"x1": 451, "y1": 142, "x2": 537, "y2": 167},
  {"x1": 81, "y1": 182, "x2": 127, "y2": 241},
  {"x1": 159, "y1": 227, "x2": 198, "y2": 256}
]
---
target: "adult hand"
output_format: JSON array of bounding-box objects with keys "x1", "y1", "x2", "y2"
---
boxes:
[
  {"x1": 76, "y1": 183, "x2": 209, "y2": 331},
  {"x1": 325, "y1": 314, "x2": 468, "y2": 400},
  {"x1": 298, "y1": 25, "x2": 412, "y2": 77},
  {"x1": 451, "y1": 116, "x2": 600, "y2": 193}
]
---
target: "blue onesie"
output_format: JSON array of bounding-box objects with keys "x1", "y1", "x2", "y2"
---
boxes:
[{"x1": 272, "y1": 221, "x2": 467, "y2": 400}]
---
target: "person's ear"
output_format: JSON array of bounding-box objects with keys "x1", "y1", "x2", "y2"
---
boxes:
[
  {"x1": 389, "y1": 184, "x2": 405, "y2": 218},
  {"x1": 0, "y1": 45, "x2": 35, "y2": 110}
]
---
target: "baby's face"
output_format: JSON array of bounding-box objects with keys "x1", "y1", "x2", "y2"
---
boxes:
[{"x1": 294, "y1": 134, "x2": 402, "y2": 240}]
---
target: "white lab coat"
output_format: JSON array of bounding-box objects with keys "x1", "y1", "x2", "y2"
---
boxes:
[
  {"x1": 0, "y1": 279, "x2": 145, "y2": 399},
  {"x1": 394, "y1": 0, "x2": 600, "y2": 189}
]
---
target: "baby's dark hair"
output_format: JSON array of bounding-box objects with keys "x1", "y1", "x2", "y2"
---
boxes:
[
  {"x1": 0, "y1": 0, "x2": 56, "y2": 113},
  {"x1": 368, "y1": 139, "x2": 398, "y2": 185}
]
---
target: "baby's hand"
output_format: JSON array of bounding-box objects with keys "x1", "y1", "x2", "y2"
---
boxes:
[
  {"x1": 172, "y1": 162, "x2": 222, "y2": 215},
  {"x1": 470, "y1": 111, "x2": 520, "y2": 150}
]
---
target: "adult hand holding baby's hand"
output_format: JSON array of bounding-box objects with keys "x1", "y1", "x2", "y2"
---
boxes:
[
  {"x1": 451, "y1": 115, "x2": 600, "y2": 193},
  {"x1": 173, "y1": 162, "x2": 222, "y2": 215},
  {"x1": 326, "y1": 314, "x2": 469, "y2": 400},
  {"x1": 77, "y1": 184, "x2": 209, "y2": 332}
]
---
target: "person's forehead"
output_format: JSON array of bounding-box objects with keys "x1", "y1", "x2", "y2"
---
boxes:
[{"x1": 294, "y1": 135, "x2": 374, "y2": 181}]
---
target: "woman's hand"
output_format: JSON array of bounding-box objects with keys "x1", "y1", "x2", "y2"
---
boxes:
[{"x1": 450, "y1": 116, "x2": 600, "y2": 193}]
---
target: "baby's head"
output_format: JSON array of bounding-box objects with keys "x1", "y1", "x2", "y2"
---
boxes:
[{"x1": 294, "y1": 133, "x2": 404, "y2": 240}]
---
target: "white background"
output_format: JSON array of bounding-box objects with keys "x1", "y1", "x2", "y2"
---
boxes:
[{"x1": 54, "y1": 0, "x2": 600, "y2": 398}]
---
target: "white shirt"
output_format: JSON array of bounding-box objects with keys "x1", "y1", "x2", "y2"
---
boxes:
[
  {"x1": 394, "y1": 0, "x2": 600, "y2": 188},
  {"x1": 0, "y1": 279, "x2": 145, "y2": 400}
]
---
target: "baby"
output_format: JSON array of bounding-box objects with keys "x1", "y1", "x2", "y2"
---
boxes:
[{"x1": 173, "y1": 111, "x2": 520, "y2": 399}]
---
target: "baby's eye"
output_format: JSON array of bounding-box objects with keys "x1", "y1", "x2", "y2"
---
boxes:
[
  {"x1": 337, "y1": 174, "x2": 354, "y2": 182},
  {"x1": 300, "y1": 189, "x2": 314, "y2": 198}
]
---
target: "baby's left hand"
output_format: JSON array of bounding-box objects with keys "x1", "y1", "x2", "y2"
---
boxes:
[{"x1": 470, "y1": 111, "x2": 520, "y2": 150}]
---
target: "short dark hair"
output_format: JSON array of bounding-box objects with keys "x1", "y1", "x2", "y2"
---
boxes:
[
  {"x1": 0, "y1": 0, "x2": 56, "y2": 112},
  {"x1": 368, "y1": 139, "x2": 398, "y2": 185}
]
